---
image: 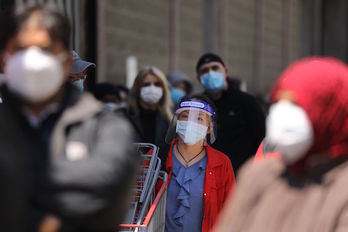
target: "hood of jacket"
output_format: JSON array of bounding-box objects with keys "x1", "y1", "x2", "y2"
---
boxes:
[{"x1": 270, "y1": 57, "x2": 348, "y2": 171}]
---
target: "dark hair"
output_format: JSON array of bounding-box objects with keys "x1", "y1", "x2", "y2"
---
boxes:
[
  {"x1": 196, "y1": 53, "x2": 225, "y2": 72},
  {"x1": 115, "y1": 84, "x2": 130, "y2": 94},
  {"x1": 14, "y1": 4, "x2": 71, "y2": 50},
  {"x1": 93, "y1": 82, "x2": 121, "y2": 101}
]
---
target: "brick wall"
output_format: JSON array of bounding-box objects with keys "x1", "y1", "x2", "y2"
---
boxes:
[
  {"x1": 98, "y1": 0, "x2": 169, "y2": 84},
  {"x1": 97, "y1": 0, "x2": 303, "y2": 95},
  {"x1": 227, "y1": 0, "x2": 257, "y2": 90},
  {"x1": 178, "y1": 0, "x2": 203, "y2": 87},
  {"x1": 260, "y1": 0, "x2": 284, "y2": 94}
]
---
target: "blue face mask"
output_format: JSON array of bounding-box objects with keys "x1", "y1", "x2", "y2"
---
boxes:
[
  {"x1": 200, "y1": 71, "x2": 224, "y2": 92},
  {"x1": 104, "y1": 102, "x2": 126, "y2": 111},
  {"x1": 170, "y1": 88, "x2": 185, "y2": 105},
  {"x1": 104, "y1": 103, "x2": 118, "y2": 111},
  {"x1": 72, "y1": 79, "x2": 84, "y2": 92}
]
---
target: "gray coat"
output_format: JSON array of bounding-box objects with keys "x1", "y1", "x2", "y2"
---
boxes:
[{"x1": 0, "y1": 83, "x2": 139, "y2": 232}]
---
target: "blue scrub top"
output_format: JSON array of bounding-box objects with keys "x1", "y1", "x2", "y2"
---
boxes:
[{"x1": 165, "y1": 148, "x2": 207, "y2": 232}]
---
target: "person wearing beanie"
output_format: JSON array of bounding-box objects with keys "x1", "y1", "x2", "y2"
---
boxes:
[{"x1": 196, "y1": 53, "x2": 265, "y2": 174}]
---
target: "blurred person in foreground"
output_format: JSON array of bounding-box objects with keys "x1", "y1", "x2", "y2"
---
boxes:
[
  {"x1": 196, "y1": 53, "x2": 265, "y2": 174},
  {"x1": 1, "y1": 4, "x2": 138, "y2": 232},
  {"x1": 127, "y1": 66, "x2": 173, "y2": 164},
  {"x1": 214, "y1": 57, "x2": 348, "y2": 232},
  {"x1": 165, "y1": 95, "x2": 235, "y2": 232},
  {"x1": 167, "y1": 71, "x2": 193, "y2": 106},
  {"x1": 68, "y1": 50, "x2": 95, "y2": 92}
]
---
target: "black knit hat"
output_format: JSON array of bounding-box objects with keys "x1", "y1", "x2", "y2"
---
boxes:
[
  {"x1": 196, "y1": 53, "x2": 225, "y2": 72},
  {"x1": 93, "y1": 82, "x2": 121, "y2": 101}
]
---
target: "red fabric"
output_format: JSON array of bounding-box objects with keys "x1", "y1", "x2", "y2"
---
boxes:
[
  {"x1": 270, "y1": 57, "x2": 348, "y2": 168},
  {"x1": 166, "y1": 140, "x2": 236, "y2": 232}
]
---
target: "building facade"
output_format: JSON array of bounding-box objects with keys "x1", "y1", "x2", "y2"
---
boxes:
[
  {"x1": 1, "y1": 0, "x2": 347, "y2": 95},
  {"x1": 95, "y1": 0, "x2": 347, "y2": 95}
]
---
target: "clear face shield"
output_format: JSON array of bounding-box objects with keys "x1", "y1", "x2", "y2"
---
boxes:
[{"x1": 165, "y1": 100, "x2": 217, "y2": 145}]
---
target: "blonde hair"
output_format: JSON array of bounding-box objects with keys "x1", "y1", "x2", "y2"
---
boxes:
[{"x1": 128, "y1": 66, "x2": 173, "y2": 122}]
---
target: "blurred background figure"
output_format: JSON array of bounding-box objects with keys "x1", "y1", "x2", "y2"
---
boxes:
[
  {"x1": 167, "y1": 71, "x2": 193, "y2": 106},
  {"x1": 196, "y1": 53, "x2": 265, "y2": 175},
  {"x1": 93, "y1": 82, "x2": 127, "y2": 112},
  {"x1": 164, "y1": 95, "x2": 235, "y2": 232},
  {"x1": 68, "y1": 50, "x2": 95, "y2": 92},
  {"x1": 0, "y1": 4, "x2": 138, "y2": 232},
  {"x1": 214, "y1": 57, "x2": 348, "y2": 232},
  {"x1": 127, "y1": 66, "x2": 173, "y2": 165},
  {"x1": 115, "y1": 84, "x2": 129, "y2": 105}
]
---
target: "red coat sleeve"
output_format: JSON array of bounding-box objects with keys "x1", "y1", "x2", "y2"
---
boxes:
[{"x1": 224, "y1": 159, "x2": 236, "y2": 202}]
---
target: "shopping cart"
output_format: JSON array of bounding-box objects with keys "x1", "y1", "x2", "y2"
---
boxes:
[{"x1": 119, "y1": 143, "x2": 168, "y2": 232}]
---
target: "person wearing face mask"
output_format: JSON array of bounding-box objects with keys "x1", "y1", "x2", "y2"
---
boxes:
[
  {"x1": 167, "y1": 71, "x2": 193, "y2": 106},
  {"x1": 68, "y1": 50, "x2": 95, "y2": 92},
  {"x1": 127, "y1": 66, "x2": 173, "y2": 164},
  {"x1": 0, "y1": 4, "x2": 139, "y2": 232},
  {"x1": 196, "y1": 53, "x2": 265, "y2": 175},
  {"x1": 164, "y1": 95, "x2": 235, "y2": 232},
  {"x1": 214, "y1": 57, "x2": 348, "y2": 232}
]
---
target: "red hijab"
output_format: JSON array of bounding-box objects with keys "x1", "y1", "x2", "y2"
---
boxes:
[{"x1": 270, "y1": 57, "x2": 348, "y2": 170}]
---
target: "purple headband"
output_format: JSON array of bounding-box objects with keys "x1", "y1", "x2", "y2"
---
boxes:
[{"x1": 176, "y1": 100, "x2": 215, "y2": 116}]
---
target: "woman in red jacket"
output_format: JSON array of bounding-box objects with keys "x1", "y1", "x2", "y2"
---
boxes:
[{"x1": 164, "y1": 95, "x2": 235, "y2": 232}]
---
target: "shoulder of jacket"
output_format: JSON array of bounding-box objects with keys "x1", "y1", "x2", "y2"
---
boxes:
[
  {"x1": 326, "y1": 160, "x2": 348, "y2": 192},
  {"x1": 233, "y1": 89, "x2": 256, "y2": 101},
  {"x1": 71, "y1": 93, "x2": 103, "y2": 113},
  {"x1": 65, "y1": 93, "x2": 130, "y2": 127},
  {"x1": 238, "y1": 157, "x2": 284, "y2": 185},
  {"x1": 207, "y1": 145, "x2": 232, "y2": 167}
]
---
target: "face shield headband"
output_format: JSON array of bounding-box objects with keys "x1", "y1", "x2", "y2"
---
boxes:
[{"x1": 175, "y1": 100, "x2": 216, "y2": 117}]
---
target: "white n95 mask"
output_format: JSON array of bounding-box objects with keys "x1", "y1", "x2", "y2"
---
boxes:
[
  {"x1": 264, "y1": 100, "x2": 314, "y2": 165},
  {"x1": 176, "y1": 120, "x2": 208, "y2": 145},
  {"x1": 140, "y1": 85, "x2": 163, "y2": 104},
  {"x1": 4, "y1": 46, "x2": 65, "y2": 103}
]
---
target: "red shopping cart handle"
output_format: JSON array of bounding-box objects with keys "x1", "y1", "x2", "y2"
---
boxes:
[{"x1": 119, "y1": 179, "x2": 168, "y2": 228}]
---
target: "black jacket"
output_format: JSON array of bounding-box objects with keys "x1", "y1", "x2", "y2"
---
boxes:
[
  {"x1": 0, "y1": 83, "x2": 139, "y2": 232},
  {"x1": 205, "y1": 79, "x2": 265, "y2": 174},
  {"x1": 125, "y1": 106, "x2": 170, "y2": 167}
]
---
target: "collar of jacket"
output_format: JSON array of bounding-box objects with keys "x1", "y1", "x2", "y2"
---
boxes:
[
  {"x1": 166, "y1": 138, "x2": 225, "y2": 173},
  {"x1": 49, "y1": 85, "x2": 103, "y2": 158}
]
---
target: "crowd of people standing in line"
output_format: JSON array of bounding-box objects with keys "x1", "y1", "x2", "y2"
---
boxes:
[{"x1": 1, "y1": 3, "x2": 348, "y2": 232}]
